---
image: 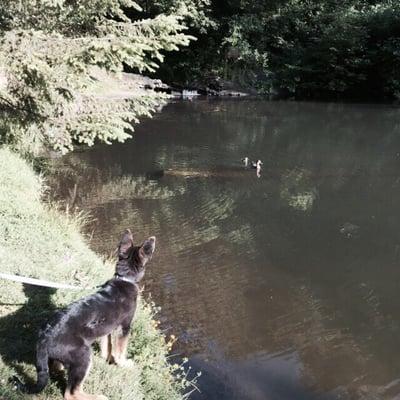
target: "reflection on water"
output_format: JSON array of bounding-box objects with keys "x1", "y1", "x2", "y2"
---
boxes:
[{"x1": 50, "y1": 99, "x2": 400, "y2": 399}]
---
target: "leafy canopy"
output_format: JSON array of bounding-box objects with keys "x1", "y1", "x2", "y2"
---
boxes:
[
  {"x1": 145, "y1": 0, "x2": 400, "y2": 100},
  {"x1": 0, "y1": 0, "x2": 194, "y2": 153}
]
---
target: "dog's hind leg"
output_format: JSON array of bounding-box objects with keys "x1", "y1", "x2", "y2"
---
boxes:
[
  {"x1": 64, "y1": 346, "x2": 108, "y2": 400},
  {"x1": 51, "y1": 360, "x2": 65, "y2": 372}
]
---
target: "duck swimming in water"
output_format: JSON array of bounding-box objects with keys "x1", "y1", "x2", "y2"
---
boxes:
[
  {"x1": 251, "y1": 160, "x2": 263, "y2": 178},
  {"x1": 251, "y1": 160, "x2": 263, "y2": 169},
  {"x1": 241, "y1": 158, "x2": 262, "y2": 176}
]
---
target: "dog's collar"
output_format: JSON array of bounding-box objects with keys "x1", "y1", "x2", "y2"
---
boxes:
[{"x1": 114, "y1": 274, "x2": 137, "y2": 285}]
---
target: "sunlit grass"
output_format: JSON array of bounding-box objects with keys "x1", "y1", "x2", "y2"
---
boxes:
[{"x1": 0, "y1": 147, "x2": 198, "y2": 400}]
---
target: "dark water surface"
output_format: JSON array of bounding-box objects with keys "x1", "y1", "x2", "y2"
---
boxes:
[{"x1": 52, "y1": 99, "x2": 400, "y2": 400}]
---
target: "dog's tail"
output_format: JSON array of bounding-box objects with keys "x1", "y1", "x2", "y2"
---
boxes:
[
  {"x1": 15, "y1": 338, "x2": 50, "y2": 394},
  {"x1": 29, "y1": 338, "x2": 50, "y2": 393}
]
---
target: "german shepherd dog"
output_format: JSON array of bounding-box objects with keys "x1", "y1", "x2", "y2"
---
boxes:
[{"x1": 24, "y1": 230, "x2": 156, "y2": 400}]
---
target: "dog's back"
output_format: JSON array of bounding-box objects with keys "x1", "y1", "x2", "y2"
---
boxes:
[{"x1": 41, "y1": 278, "x2": 138, "y2": 354}]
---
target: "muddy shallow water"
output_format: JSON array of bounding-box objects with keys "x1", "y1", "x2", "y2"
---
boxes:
[{"x1": 51, "y1": 99, "x2": 400, "y2": 400}]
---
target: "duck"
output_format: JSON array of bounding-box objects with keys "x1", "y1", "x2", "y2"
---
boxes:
[
  {"x1": 252, "y1": 160, "x2": 263, "y2": 178},
  {"x1": 251, "y1": 160, "x2": 263, "y2": 169}
]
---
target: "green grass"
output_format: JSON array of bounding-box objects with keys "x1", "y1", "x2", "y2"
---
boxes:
[{"x1": 0, "y1": 147, "x2": 198, "y2": 400}]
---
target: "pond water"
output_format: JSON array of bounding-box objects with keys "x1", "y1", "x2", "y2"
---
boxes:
[{"x1": 51, "y1": 99, "x2": 400, "y2": 400}]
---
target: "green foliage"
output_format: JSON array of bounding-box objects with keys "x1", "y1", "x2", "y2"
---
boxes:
[
  {"x1": 221, "y1": 19, "x2": 269, "y2": 88},
  {"x1": 137, "y1": 0, "x2": 216, "y2": 32},
  {"x1": 131, "y1": 299, "x2": 200, "y2": 400},
  {"x1": 150, "y1": 0, "x2": 400, "y2": 100},
  {"x1": 252, "y1": 0, "x2": 400, "y2": 98},
  {"x1": 0, "y1": 1, "x2": 194, "y2": 153}
]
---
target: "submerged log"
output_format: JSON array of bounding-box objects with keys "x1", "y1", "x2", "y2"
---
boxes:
[{"x1": 148, "y1": 167, "x2": 258, "y2": 179}]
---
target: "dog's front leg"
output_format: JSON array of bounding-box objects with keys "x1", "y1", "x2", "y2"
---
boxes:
[
  {"x1": 111, "y1": 325, "x2": 133, "y2": 367},
  {"x1": 99, "y1": 335, "x2": 112, "y2": 363},
  {"x1": 113, "y1": 333, "x2": 130, "y2": 366}
]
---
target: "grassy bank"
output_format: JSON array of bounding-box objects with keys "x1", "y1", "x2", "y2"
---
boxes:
[{"x1": 0, "y1": 148, "x2": 195, "y2": 400}]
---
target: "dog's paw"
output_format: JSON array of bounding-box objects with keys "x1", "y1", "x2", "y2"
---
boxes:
[
  {"x1": 106, "y1": 354, "x2": 116, "y2": 364},
  {"x1": 117, "y1": 358, "x2": 135, "y2": 368},
  {"x1": 107, "y1": 354, "x2": 135, "y2": 368}
]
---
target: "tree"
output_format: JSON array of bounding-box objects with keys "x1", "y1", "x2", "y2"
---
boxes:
[
  {"x1": 143, "y1": 0, "x2": 400, "y2": 100},
  {"x1": 0, "y1": 0, "x2": 194, "y2": 153}
]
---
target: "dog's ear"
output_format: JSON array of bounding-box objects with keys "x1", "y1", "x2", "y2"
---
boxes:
[
  {"x1": 118, "y1": 229, "x2": 134, "y2": 256},
  {"x1": 139, "y1": 236, "x2": 156, "y2": 266}
]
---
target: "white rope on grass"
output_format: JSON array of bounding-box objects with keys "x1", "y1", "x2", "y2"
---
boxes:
[{"x1": 0, "y1": 272, "x2": 85, "y2": 290}]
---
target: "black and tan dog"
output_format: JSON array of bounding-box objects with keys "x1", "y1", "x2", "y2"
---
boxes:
[{"x1": 24, "y1": 230, "x2": 156, "y2": 400}]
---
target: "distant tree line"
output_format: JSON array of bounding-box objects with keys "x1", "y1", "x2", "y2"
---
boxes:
[{"x1": 142, "y1": 0, "x2": 400, "y2": 100}]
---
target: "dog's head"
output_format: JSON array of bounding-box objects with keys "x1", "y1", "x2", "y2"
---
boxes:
[{"x1": 116, "y1": 229, "x2": 156, "y2": 282}]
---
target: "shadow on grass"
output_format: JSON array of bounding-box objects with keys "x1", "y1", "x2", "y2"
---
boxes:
[{"x1": 0, "y1": 284, "x2": 65, "y2": 391}]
